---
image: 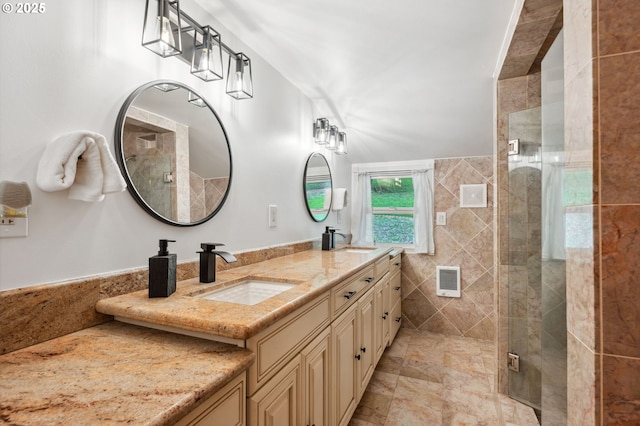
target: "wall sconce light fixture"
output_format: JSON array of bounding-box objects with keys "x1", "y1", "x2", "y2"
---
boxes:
[
  {"x1": 191, "y1": 25, "x2": 223, "y2": 82},
  {"x1": 313, "y1": 118, "x2": 347, "y2": 155},
  {"x1": 336, "y1": 132, "x2": 347, "y2": 155},
  {"x1": 313, "y1": 118, "x2": 330, "y2": 144},
  {"x1": 142, "y1": 0, "x2": 182, "y2": 57},
  {"x1": 326, "y1": 125, "x2": 338, "y2": 150},
  {"x1": 142, "y1": 0, "x2": 253, "y2": 100},
  {"x1": 226, "y1": 53, "x2": 253, "y2": 99}
]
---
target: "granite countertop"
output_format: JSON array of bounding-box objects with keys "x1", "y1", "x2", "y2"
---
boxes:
[
  {"x1": 0, "y1": 321, "x2": 255, "y2": 426},
  {"x1": 96, "y1": 247, "x2": 392, "y2": 341}
]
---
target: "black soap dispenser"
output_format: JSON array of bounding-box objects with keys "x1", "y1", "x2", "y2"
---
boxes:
[
  {"x1": 322, "y1": 226, "x2": 334, "y2": 251},
  {"x1": 149, "y1": 239, "x2": 177, "y2": 298}
]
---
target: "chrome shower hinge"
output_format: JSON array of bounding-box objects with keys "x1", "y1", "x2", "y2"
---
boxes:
[
  {"x1": 508, "y1": 139, "x2": 520, "y2": 155},
  {"x1": 507, "y1": 352, "x2": 520, "y2": 372}
]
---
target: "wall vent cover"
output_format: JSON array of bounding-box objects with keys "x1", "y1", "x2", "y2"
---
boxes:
[
  {"x1": 460, "y1": 184, "x2": 487, "y2": 208},
  {"x1": 436, "y1": 266, "x2": 461, "y2": 298}
]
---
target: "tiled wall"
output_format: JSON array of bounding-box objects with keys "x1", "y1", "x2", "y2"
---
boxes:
[
  {"x1": 189, "y1": 173, "x2": 230, "y2": 222},
  {"x1": 564, "y1": 1, "x2": 640, "y2": 424},
  {"x1": 400, "y1": 156, "x2": 495, "y2": 341}
]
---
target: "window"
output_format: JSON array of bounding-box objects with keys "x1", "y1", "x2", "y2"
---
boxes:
[
  {"x1": 371, "y1": 177, "x2": 414, "y2": 244},
  {"x1": 351, "y1": 159, "x2": 434, "y2": 253}
]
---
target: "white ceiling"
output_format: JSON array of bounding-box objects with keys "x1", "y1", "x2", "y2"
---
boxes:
[{"x1": 194, "y1": 0, "x2": 516, "y2": 163}]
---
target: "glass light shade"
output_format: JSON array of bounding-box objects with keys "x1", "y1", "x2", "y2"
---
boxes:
[
  {"x1": 313, "y1": 118, "x2": 330, "y2": 144},
  {"x1": 226, "y1": 53, "x2": 253, "y2": 99},
  {"x1": 191, "y1": 26, "x2": 223, "y2": 81},
  {"x1": 142, "y1": 0, "x2": 182, "y2": 57},
  {"x1": 336, "y1": 132, "x2": 348, "y2": 154},
  {"x1": 326, "y1": 125, "x2": 338, "y2": 150},
  {"x1": 187, "y1": 91, "x2": 207, "y2": 107},
  {"x1": 154, "y1": 82, "x2": 180, "y2": 92}
]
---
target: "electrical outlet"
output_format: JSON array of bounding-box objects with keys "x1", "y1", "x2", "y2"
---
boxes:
[
  {"x1": 0, "y1": 217, "x2": 28, "y2": 238},
  {"x1": 436, "y1": 212, "x2": 446, "y2": 226}
]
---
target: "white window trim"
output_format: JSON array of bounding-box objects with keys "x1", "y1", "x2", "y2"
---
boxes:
[{"x1": 352, "y1": 159, "x2": 434, "y2": 175}]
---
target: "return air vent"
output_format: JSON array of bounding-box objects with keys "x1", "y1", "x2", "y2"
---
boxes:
[{"x1": 436, "y1": 266, "x2": 461, "y2": 298}]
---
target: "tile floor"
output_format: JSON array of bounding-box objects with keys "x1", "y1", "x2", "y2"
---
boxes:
[{"x1": 350, "y1": 328, "x2": 540, "y2": 426}]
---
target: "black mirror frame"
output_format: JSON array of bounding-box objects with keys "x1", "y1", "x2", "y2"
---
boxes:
[
  {"x1": 303, "y1": 152, "x2": 333, "y2": 222},
  {"x1": 114, "y1": 79, "x2": 232, "y2": 227}
]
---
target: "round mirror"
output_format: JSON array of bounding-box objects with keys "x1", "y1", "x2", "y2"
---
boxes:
[
  {"x1": 303, "y1": 153, "x2": 332, "y2": 222},
  {"x1": 115, "y1": 80, "x2": 232, "y2": 226}
]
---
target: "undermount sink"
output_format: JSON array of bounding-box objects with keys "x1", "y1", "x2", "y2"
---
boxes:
[{"x1": 194, "y1": 280, "x2": 295, "y2": 305}]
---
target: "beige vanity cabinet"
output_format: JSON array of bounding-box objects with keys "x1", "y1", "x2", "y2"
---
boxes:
[
  {"x1": 245, "y1": 293, "x2": 330, "y2": 426},
  {"x1": 175, "y1": 372, "x2": 246, "y2": 426},
  {"x1": 244, "y1": 251, "x2": 401, "y2": 426},
  {"x1": 301, "y1": 328, "x2": 331, "y2": 426},
  {"x1": 331, "y1": 284, "x2": 381, "y2": 426}
]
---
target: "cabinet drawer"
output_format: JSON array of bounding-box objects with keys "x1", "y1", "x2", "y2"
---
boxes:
[
  {"x1": 374, "y1": 256, "x2": 390, "y2": 282},
  {"x1": 247, "y1": 293, "x2": 330, "y2": 396},
  {"x1": 175, "y1": 372, "x2": 246, "y2": 426},
  {"x1": 390, "y1": 253, "x2": 401, "y2": 273},
  {"x1": 331, "y1": 266, "x2": 375, "y2": 319},
  {"x1": 389, "y1": 269, "x2": 402, "y2": 306}
]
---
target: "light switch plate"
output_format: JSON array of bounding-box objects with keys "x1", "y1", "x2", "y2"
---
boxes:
[
  {"x1": 268, "y1": 205, "x2": 277, "y2": 227},
  {"x1": 0, "y1": 217, "x2": 28, "y2": 237},
  {"x1": 436, "y1": 212, "x2": 446, "y2": 226}
]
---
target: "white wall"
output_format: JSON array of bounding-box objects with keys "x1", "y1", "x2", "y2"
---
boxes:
[{"x1": 0, "y1": 0, "x2": 350, "y2": 290}]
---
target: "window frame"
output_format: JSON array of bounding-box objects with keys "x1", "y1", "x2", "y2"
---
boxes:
[{"x1": 351, "y1": 159, "x2": 434, "y2": 250}]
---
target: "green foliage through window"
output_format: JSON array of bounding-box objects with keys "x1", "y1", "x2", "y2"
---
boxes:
[{"x1": 371, "y1": 177, "x2": 414, "y2": 244}]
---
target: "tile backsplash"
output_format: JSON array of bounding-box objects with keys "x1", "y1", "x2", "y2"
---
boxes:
[{"x1": 0, "y1": 240, "x2": 313, "y2": 355}]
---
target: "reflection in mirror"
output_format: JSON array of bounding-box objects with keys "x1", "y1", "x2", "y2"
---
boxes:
[
  {"x1": 115, "y1": 80, "x2": 232, "y2": 226},
  {"x1": 303, "y1": 153, "x2": 332, "y2": 222}
]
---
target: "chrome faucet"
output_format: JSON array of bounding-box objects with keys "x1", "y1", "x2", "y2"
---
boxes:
[{"x1": 198, "y1": 243, "x2": 237, "y2": 283}]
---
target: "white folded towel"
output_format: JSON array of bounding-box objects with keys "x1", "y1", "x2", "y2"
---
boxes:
[
  {"x1": 332, "y1": 188, "x2": 347, "y2": 211},
  {"x1": 36, "y1": 131, "x2": 127, "y2": 202}
]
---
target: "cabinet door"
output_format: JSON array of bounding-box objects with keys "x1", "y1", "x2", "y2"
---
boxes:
[
  {"x1": 331, "y1": 304, "x2": 357, "y2": 426},
  {"x1": 248, "y1": 355, "x2": 301, "y2": 426},
  {"x1": 356, "y1": 288, "x2": 375, "y2": 398},
  {"x1": 389, "y1": 299, "x2": 402, "y2": 345},
  {"x1": 387, "y1": 271, "x2": 402, "y2": 347},
  {"x1": 301, "y1": 328, "x2": 330, "y2": 426},
  {"x1": 374, "y1": 276, "x2": 388, "y2": 364}
]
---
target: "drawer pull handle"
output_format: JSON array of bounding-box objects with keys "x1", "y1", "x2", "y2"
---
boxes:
[
  {"x1": 355, "y1": 354, "x2": 361, "y2": 360},
  {"x1": 395, "y1": 286, "x2": 401, "y2": 291},
  {"x1": 361, "y1": 347, "x2": 366, "y2": 353},
  {"x1": 364, "y1": 277, "x2": 374, "y2": 283},
  {"x1": 395, "y1": 317, "x2": 402, "y2": 323},
  {"x1": 382, "y1": 312, "x2": 388, "y2": 320},
  {"x1": 344, "y1": 291, "x2": 357, "y2": 300},
  {"x1": 394, "y1": 262, "x2": 401, "y2": 266}
]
